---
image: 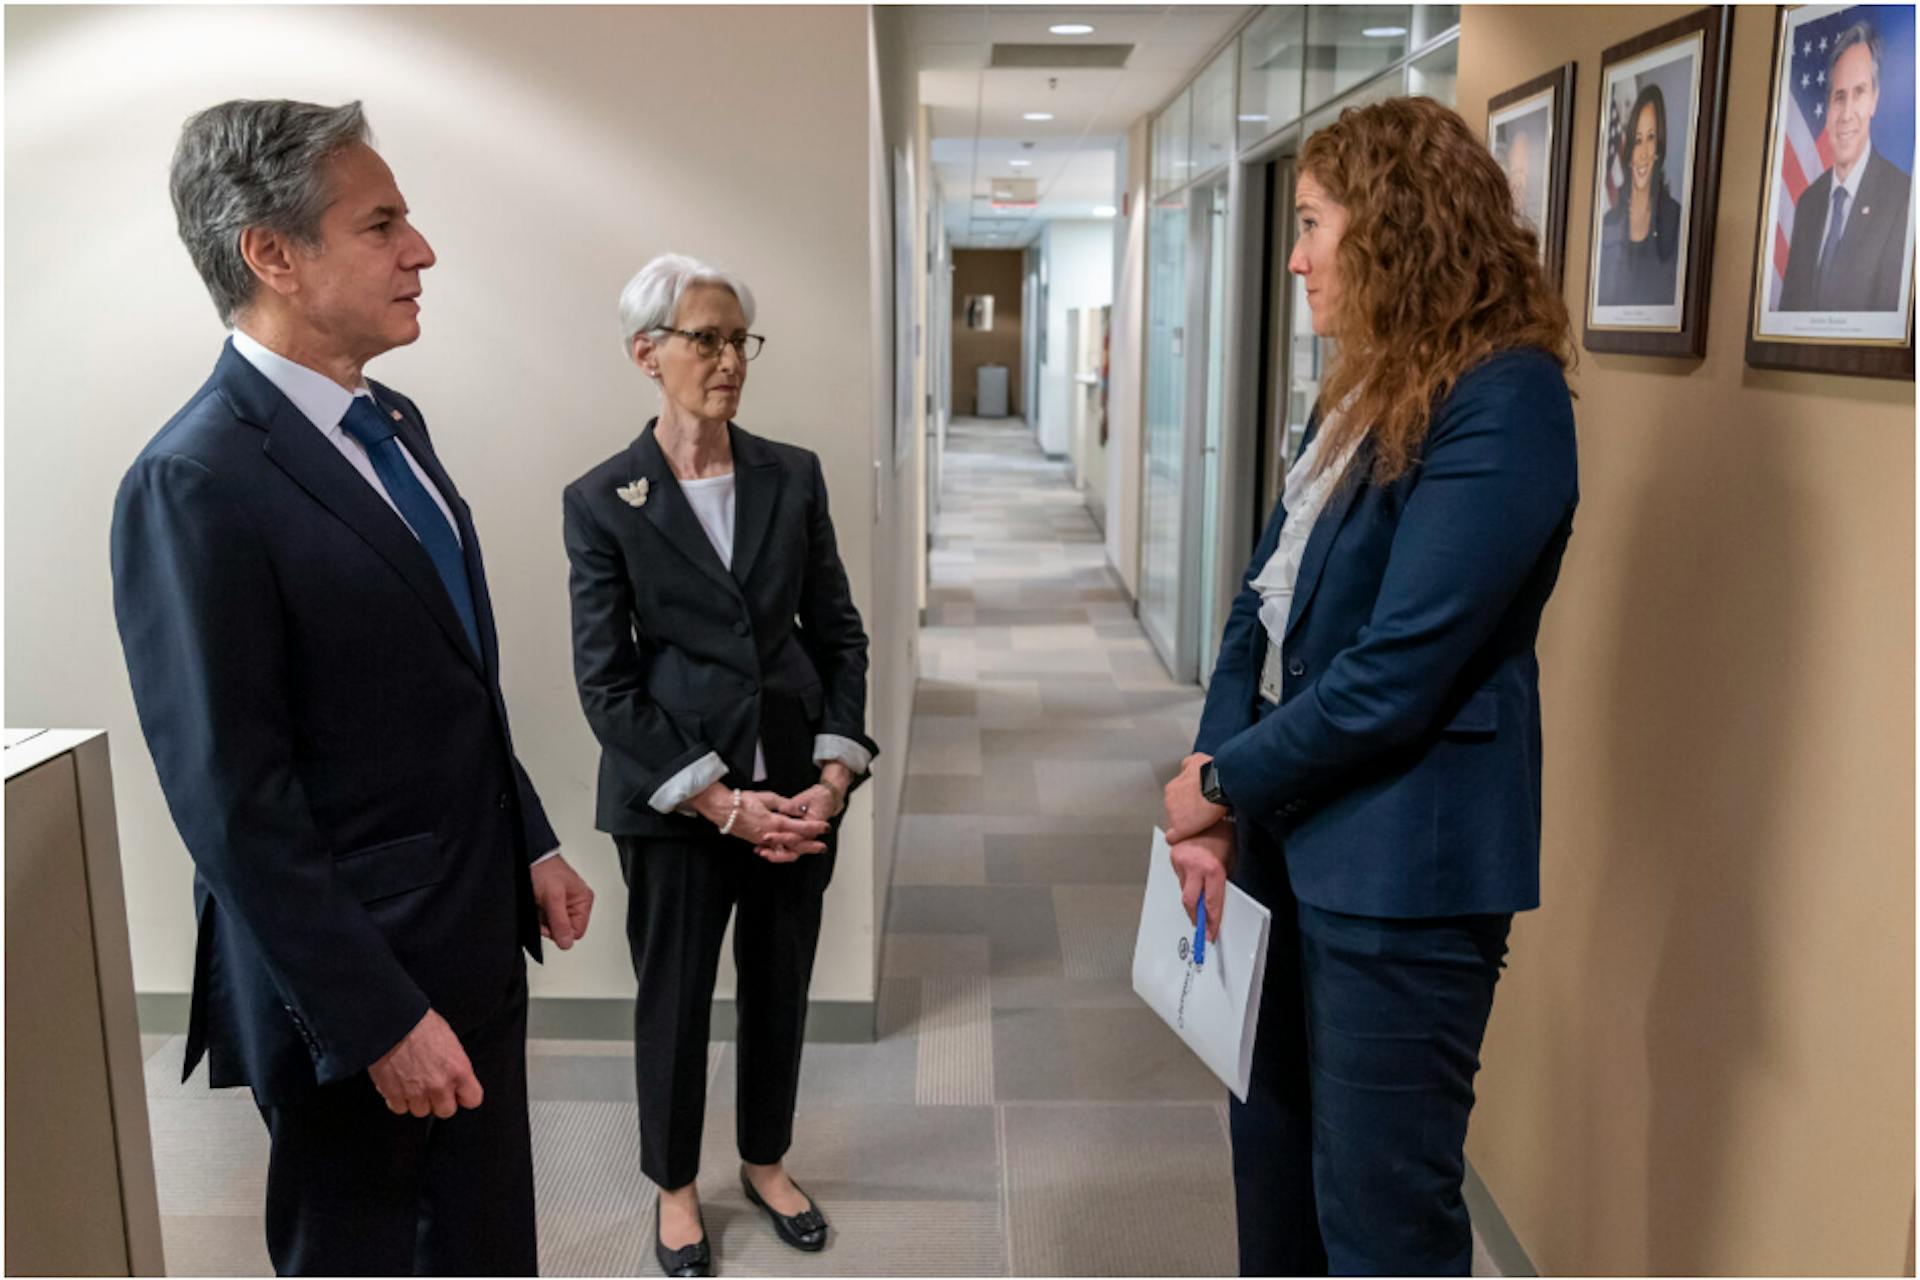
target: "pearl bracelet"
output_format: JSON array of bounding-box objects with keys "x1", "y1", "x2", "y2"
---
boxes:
[{"x1": 717, "y1": 788, "x2": 742, "y2": 837}]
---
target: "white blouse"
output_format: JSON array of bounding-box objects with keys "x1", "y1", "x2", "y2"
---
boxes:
[{"x1": 1248, "y1": 403, "x2": 1365, "y2": 703}]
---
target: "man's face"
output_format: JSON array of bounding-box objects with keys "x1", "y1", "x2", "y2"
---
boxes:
[
  {"x1": 285, "y1": 143, "x2": 436, "y2": 366},
  {"x1": 1828, "y1": 43, "x2": 1878, "y2": 174}
]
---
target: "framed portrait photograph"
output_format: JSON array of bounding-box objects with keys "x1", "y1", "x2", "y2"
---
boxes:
[
  {"x1": 1746, "y1": 3, "x2": 1916, "y2": 379},
  {"x1": 1489, "y1": 62, "x2": 1577, "y2": 286},
  {"x1": 1583, "y1": 7, "x2": 1734, "y2": 357}
]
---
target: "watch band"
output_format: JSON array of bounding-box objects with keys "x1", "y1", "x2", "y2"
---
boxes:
[{"x1": 1200, "y1": 761, "x2": 1227, "y2": 807}]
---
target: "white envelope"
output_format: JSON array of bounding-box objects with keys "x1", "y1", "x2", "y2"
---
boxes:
[{"x1": 1131, "y1": 827, "x2": 1272, "y2": 1102}]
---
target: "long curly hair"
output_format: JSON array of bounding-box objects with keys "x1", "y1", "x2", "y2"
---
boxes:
[{"x1": 1298, "y1": 97, "x2": 1573, "y2": 485}]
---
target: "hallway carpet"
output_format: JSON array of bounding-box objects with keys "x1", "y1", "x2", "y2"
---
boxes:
[{"x1": 140, "y1": 416, "x2": 1493, "y2": 1275}]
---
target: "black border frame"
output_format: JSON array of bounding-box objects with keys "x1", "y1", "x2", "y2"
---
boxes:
[
  {"x1": 1489, "y1": 61, "x2": 1579, "y2": 288},
  {"x1": 1743, "y1": 3, "x2": 1916, "y2": 380},
  {"x1": 1582, "y1": 6, "x2": 1735, "y2": 359}
]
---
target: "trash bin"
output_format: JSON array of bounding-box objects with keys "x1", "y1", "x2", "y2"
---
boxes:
[{"x1": 976, "y1": 364, "x2": 1009, "y2": 418}]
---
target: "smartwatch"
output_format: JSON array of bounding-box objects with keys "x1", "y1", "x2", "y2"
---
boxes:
[{"x1": 1200, "y1": 761, "x2": 1228, "y2": 807}]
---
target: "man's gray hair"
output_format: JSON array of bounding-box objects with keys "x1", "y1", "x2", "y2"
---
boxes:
[
  {"x1": 617, "y1": 253, "x2": 758, "y2": 349},
  {"x1": 170, "y1": 99, "x2": 371, "y2": 326},
  {"x1": 1829, "y1": 20, "x2": 1883, "y2": 92}
]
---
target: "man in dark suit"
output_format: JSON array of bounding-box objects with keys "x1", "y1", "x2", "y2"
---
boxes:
[
  {"x1": 1779, "y1": 21, "x2": 1913, "y2": 312},
  {"x1": 111, "y1": 99, "x2": 594, "y2": 1275}
]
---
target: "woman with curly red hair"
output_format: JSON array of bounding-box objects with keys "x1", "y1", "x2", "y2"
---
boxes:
[{"x1": 1161, "y1": 96, "x2": 1578, "y2": 1275}]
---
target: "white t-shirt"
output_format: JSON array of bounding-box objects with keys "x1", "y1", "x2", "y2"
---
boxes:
[{"x1": 679, "y1": 473, "x2": 768, "y2": 781}]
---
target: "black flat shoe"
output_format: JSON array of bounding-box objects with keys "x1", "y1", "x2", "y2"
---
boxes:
[
  {"x1": 653, "y1": 1207, "x2": 713, "y2": 1277},
  {"x1": 741, "y1": 1170, "x2": 828, "y2": 1251}
]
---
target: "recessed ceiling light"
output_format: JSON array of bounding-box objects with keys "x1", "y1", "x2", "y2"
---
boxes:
[
  {"x1": 1362, "y1": 25, "x2": 1408, "y2": 37},
  {"x1": 1238, "y1": 114, "x2": 1270, "y2": 123},
  {"x1": 1049, "y1": 23, "x2": 1094, "y2": 35},
  {"x1": 1009, "y1": 158, "x2": 1033, "y2": 167},
  {"x1": 1093, "y1": 205, "x2": 1117, "y2": 217},
  {"x1": 1023, "y1": 112, "x2": 1054, "y2": 122}
]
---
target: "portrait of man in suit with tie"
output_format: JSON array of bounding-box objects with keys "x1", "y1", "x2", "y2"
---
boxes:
[
  {"x1": 1779, "y1": 20, "x2": 1914, "y2": 312},
  {"x1": 110, "y1": 99, "x2": 594, "y2": 1275}
]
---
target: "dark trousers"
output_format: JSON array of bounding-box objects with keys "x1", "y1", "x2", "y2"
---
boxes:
[
  {"x1": 255, "y1": 973, "x2": 535, "y2": 1276},
  {"x1": 616, "y1": 830, "x2": 834, "y2": 1190},
  {"x1": 1230, "y1": 829, "x2": 1510, "y2": 1277}
]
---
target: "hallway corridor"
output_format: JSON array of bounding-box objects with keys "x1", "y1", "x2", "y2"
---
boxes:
[{"x1": 885, "y1": 415, "x2": 1235, "y2": 1274}]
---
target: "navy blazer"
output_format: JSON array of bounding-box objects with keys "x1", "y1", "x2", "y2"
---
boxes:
[
  {"x1": 563, "y1": 420, "x2": 877, "y2": 837},
  {"x1": 1779, "y1": 148, "x2": 1914, "y2": 313},
  {"x1": 111, "y1": 341, "x2": 556, "y2": 1104},
  {"x1": 1196, "y1": 348, "x2": 1577, "y2": 918}
]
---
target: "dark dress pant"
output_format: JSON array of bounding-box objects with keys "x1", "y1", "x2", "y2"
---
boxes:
[
  {"x1": 616, "y1": 828, "x2": 835, "y2": 1190},
  {"x1": 1230, "y1": 817, "x2": 1510, "y2": 1276},
  {"x1": 255, "y1": 972, "x2": 536, "y2": 1276}
]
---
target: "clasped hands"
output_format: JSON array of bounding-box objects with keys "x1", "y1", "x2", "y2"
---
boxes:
[
  {"x1": 691, "y1": 763, "x2": 850, "y2": 862},
  {"x1": 1163, "y1": 752, "x2": 1233, "y2": 944}
]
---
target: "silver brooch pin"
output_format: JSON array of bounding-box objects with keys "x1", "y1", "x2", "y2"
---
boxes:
[
  {"x1": 390, "y1": 409, "x2": 403, "y2": 421},
  {"x1": 617, "y1": 478, "x2": 651, "y2": 508}
]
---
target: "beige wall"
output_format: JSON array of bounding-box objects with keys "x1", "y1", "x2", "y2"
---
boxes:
[
  {"x1": 952, "y1": 250, "x2": 1026, "y2": 417},
  {"x1": 4, "y1": 5, "x2": 901, "y2": 1009},
  {"x1": 1456, "y1": 7, "x2": 1916, "y2": 1274}
]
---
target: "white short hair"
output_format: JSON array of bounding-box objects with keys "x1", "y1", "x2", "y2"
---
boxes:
[{"x1": 617, "y1": 253, "x2": 758, "y2": 348}]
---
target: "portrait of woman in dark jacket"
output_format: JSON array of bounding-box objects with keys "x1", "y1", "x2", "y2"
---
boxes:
[
  {"x1": 1596, "y1": 82, "x2": 1685, "y2": 307},
  {"x1": 1160, "y1": 98, "x2": 1578, "y2": 1276},
  {"x1": 563, "y1": 253, "x2": 877, "y2": 1278}
]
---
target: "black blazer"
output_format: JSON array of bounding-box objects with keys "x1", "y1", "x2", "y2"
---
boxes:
[
  {"x1": 1780, "y1": 148, "x2": 1913, "y2": 312},
  {"x1": 110, "y1": 341, "x2": 556, "y2": 1105},
  {"x1": 563, "y1": 420, "x2": 877, "y2": 837}
]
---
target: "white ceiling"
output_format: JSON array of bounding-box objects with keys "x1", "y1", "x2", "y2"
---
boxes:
[{"x1": 905, "y1": 5, "x2": 1252, "y2": 249}]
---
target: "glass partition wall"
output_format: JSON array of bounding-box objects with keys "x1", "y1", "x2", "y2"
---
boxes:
[
  {"x1": 1137, "y1": 3, "x2": 1460, "y2": 684},
  {"x1": 1139, "y1": 195, "x2": 1190, "y2": 668}
]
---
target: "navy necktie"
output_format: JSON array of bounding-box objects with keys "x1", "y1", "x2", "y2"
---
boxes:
[
  {"x1": 1820, "y1": 184, "x2": 1851, "y2": 272},
  {"x1": 339, "y1": 396, "x2": 481, "y2": 657}
]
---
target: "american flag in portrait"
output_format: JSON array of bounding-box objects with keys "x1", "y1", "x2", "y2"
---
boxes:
[
  {"x1": 1767, "y1": 5, "x2": 1913, "y2": 307},
  {"x1": 1604, "y1": 93, "x2": 1625, "y2": 213}
]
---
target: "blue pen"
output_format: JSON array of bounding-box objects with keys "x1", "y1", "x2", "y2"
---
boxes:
[{"x1": 1193, "y1": 898, "x2": 1207, "y2": 970}]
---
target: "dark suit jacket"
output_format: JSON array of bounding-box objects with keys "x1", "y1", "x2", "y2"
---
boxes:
[
  {"x1": 1195, "y1": 349, "x2": 1578, "y2": 918},
  {"x1": 563, "y1": 421, "x2": 877, "y2": 837},
  {"x1": 1779, "y1": 148, "x2": 1913, "y2": 312},
  {"x1": 111, "y1": 340, "x2": 556, "y2": 1105}
]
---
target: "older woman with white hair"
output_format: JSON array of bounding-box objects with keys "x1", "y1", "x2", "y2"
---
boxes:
[{"x1": 563, "y1": 253, "x2": 878, "y2": 1277}]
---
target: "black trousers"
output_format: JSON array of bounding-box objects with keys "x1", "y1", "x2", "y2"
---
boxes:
[
  {"x1": 255, "y1": 972, "x2": 535, "y2": 1276},
  {"x1": 1230, "y1": 827, "x2": 1510, "y2": 1277},
  {"x1": 616, "y1": 829, "x2": 834, "y2": 1190}
]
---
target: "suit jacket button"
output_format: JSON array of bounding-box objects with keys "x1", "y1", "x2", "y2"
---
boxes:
[
  {"x1": 497, "y1": 791, "x2": 510, "y2": 810},
  {"x1": 1286, "y1": 658, "x2": 1306, "y2": 677},
  {"x1": 733, "y1": 621, "x2": 749, "y2": 636},
  {"x1": 743, "y1": 680, "x2": 759, "y2": 695}
]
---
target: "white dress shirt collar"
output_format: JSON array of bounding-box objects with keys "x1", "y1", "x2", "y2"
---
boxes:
[
  {"x1": 1835, "y1": 138, "x2": 1873, "y2": 203},
  {"x1": 230, "y1": 328, "x2": 371, "y2": 431}
]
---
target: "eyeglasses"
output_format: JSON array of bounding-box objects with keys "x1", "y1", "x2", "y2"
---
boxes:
[{"x1": 657, "y1": 327, "x2": 766, "y2": 361}]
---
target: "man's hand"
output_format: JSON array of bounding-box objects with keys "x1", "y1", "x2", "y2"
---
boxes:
[
  {"x1": 1164, "y1": 752, "x2": 1229, "y2": 843},
  {"x1": 530, "y1": 854, "x2": 595, "y2": 950},
  {"x1": 368, "y1": 1009, "x2": 482, "y2": 1119},
  {"x1": 1169, "y1": 821, "x2": 1235, "y2": 943}
]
